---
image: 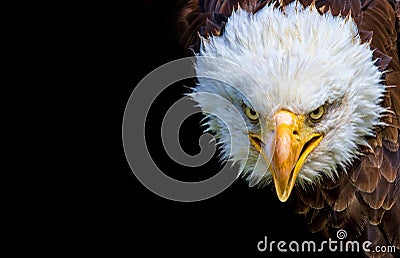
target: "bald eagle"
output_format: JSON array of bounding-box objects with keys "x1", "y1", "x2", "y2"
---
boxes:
[{"x1": 178, "y1": 0, "x2": 399, "y2": 256}]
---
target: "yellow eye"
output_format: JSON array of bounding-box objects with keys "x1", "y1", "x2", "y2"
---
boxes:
[
  {"x1": 245, "y1": 106, "x2": 259, "y2": 122},
  {"x1": 309, "y1": 106, "x2": 325, "y2": 122}
]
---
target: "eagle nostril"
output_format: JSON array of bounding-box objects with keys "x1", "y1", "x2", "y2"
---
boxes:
[{"x1": 293, "y1": 130, "x2": 300, "y2": 141}]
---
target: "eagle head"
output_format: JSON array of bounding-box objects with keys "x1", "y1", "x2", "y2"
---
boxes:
[{"x1": 190, "y1": 3, "x2": 386, "y2": 201}]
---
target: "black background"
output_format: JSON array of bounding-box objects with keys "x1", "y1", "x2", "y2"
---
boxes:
[{"x1": 112, "y1": 1, "x2": 364, "y2": 257}]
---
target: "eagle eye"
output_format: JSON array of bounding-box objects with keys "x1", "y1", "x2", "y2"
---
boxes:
[
  {"x1": 309, "y1": 106, "x2": 325, "y2": 122},
  {"x1": 245, "y1": 106, "x2": 259, "y2": 122}
]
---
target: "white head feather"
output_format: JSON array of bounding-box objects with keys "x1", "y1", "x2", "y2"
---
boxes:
[{"x1": 190, "y1": 3, "x2": 386, "y2": 188}]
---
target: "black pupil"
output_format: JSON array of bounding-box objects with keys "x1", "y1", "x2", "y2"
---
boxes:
[
  {"x1": 250, "y1": 109, "x2": 256, "y2": 116},
  {"x1": 313, "y1": 108, "x2": 320, "y2": 115}
]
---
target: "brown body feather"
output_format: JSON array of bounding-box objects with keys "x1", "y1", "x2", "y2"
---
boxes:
[{"x1": 178, "y1": 0, "x2": 400, "y2": 256}]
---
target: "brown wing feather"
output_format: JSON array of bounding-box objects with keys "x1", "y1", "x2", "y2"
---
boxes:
[
  {"x1": 359, "y1": 177, "x2": 391, "y2": 210},
  {"x1": 177, "y1": 0, "x2": 400, "y2": 255},
  {"x1": 178, "y1": 0, "x2": 269, "y2": 51}
]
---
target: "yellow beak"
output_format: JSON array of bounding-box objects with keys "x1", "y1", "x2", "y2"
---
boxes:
[{"x1": 249, "y1": 110, "x2": 323, "y2": 202}]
